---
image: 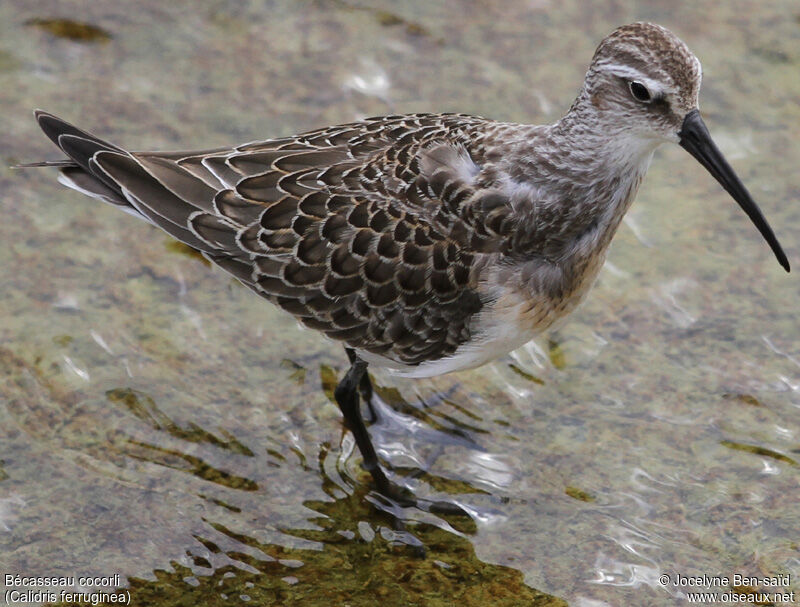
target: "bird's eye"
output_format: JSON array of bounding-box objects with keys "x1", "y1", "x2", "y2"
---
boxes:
[{"x1": 628, "y1": 81, "x2": 652, "y2": 102}]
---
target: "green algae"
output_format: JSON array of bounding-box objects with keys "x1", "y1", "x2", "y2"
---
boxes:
[
  {"x1": 280, "y1": 359, "x2": 308, "y2": 385},
  {"x1": 720, "y1": 440, "x2": 798, "y2": 467},
  {"x1": 52, "y1": 334, "x2": 74, "y2": 347},
  {"x1": 722, "y1": 393, "x2": 765, "y2": 407},
  {"x1": 164, "y1": 240, "x2": 211, "y2": 265},
  {"x1": 507, "y1": 362, "x2": 546, "y2": 385},
  {"x1": 333, "y1": 1, "x2": 437, "y2": 40},
  {"x1": 564, "y1": 486, "x2": 595, "y2": 503},
  {"x1": 318, "y1": 363, "x2": 339, "y2": 401},
  {"x1": 547, "y1": 339, "x2": 567, "y2": 370},
  {"x1": 50, "y1": 488, "x2": 566, "y2": 607},
  {"x1": 107, "y1": 387, "x2": 255, "y2": 456},
  {"x1": 24, "y1": 17, "x2": 112, "y2": 43}
]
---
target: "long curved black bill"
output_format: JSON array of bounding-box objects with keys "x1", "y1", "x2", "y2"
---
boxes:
[{"x1": 679, "y1": 109, "x2": 789, "y2": 272}]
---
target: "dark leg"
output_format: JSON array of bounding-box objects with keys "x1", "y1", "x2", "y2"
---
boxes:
[
  {"x1": 345, "y1": 347, "x2": 376, "y2": 422},
  {"x1": 335, "y1": 353, "x2": 409, "y2": 502},
  {"x1": 336, "y1": 351, "x2": 471, "y2": 517}
]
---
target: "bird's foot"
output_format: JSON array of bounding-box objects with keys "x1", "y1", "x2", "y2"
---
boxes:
[{"x1": 370, "y1": 474, "x2": 471, "y2": 518}]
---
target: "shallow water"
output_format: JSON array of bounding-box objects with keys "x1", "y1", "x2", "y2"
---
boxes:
[{"x1": 1, "y1": 1, "x2": 799, "y2": 606}]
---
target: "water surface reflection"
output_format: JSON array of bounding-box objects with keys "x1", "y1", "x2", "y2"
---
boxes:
[{"x1": 2, "y1": 1, "x2": 799, "y2": 606}]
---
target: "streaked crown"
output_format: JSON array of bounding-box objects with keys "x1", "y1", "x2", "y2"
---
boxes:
[{"x1": 579, "y1": 23, "x2": 703, "y2": 140}]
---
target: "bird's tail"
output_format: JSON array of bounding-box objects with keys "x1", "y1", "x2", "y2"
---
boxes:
[
  {"x1": 16, "y1": 110, "x2": 252, "y2": 259},
  {"x1": 15, "y1": 110, "x2": 135, "y2": 211}
]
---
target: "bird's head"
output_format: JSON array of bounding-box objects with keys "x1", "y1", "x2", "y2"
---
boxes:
[
  {"x1": 576, "y1": 22, "x2": 789, "y2": 271},
  {"x1": 585, "y1": 22, "x2": 701, "y2": 142}
]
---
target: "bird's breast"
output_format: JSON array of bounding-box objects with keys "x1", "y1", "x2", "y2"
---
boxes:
[{"x1": 495, "y1": 254, "x2": 604, "y2": 332}]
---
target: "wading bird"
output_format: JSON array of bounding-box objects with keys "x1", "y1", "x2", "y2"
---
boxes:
[{"x1": 21, "y1": 22, "x2": 789, "y2": 511}]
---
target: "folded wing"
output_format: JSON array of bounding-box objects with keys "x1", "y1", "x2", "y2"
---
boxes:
[{"x1": 30, "y1": 111, "x2": 524, "y2": 367}]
